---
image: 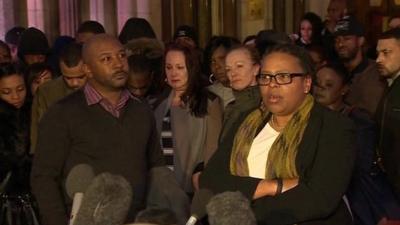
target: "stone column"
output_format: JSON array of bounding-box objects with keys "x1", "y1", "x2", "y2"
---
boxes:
[
  {"x1": 173, "y1": 0, "x2": 194, "y2": 28},
  {"x1": 116, "y1": 0, "x2": 136, "y2": 33},
  {"x1": 136, "y1": 0, "x2": 150, "y2": 19},
  {"x1": 59, "y1": 0, "x2": 79, "y2": 37},
  {"x1": 197, "y1": 0, "x2": 211, "y2": 48},
  {"x1": 211, "y1": 0, "x2": 221, "y2": 35},
  {"x1": 222, "y1": 0, "x2": 237, "y2": 37},
  {"x1": 88, "y1": 0, "x2": 117, "y2": 35},
  {"x1": 147, "y1": 0, "x2": 162, "y2": 39},
  {"x1": 273, "y1": 0, "x2": 286, "y2": 32},
  {"x1": 14, "y1": 0, "x2": 28, "y2": 28},
  {"x1": 27, "y1": 0, "x2": 45, "y2": 30},
  {"x1": 161, "y1": 0, "x2": 172, "y2": 42},
  {"x1": 26, "y1": 0, "x2": 59, "y2": 43},
  {"x1": 42, "y1": 0, "x2": 60, "y2": 43},
  {"x1": 293, "y1": 0, "x2": 305, "y2": 34},
  {"x1": 79, "y1": 0, "x2": 90, "y2": 22},
  {"x1": 0, "y1": 0, "x2": 16, "y2": 39}
]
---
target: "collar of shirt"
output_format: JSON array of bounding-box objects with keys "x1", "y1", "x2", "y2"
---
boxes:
[
  {"x1": 388, "y1": 71, "x2": 400, "y2": 87},
  {"x1": 83, "y1": 83, "x2": 135, "y2": 118}
]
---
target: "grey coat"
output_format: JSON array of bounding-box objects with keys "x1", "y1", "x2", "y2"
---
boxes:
[{"x1": 153, "y1": 90, "x2": 223, "y2": 193}]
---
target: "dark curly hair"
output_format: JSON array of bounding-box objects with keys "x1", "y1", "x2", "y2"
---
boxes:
[{"x1": 263, "y1": 43, "x2": 315, "y2": 77}]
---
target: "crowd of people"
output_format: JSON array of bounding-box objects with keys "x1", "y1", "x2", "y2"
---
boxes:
[{"x1": 0, "y1": 0, "x2": 400, "y2": 224}]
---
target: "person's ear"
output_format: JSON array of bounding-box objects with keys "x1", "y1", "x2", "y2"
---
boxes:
[
  {"x1": 253, "y1": 64, "x2": 261, "y2": 77},
  {"x1": 82, "y1": 63, "x2": 93, "y2": 79},
  {"x1": 341, "y1": 84, "x2": 350, "y2": 96},
  {"x1": 358, "y1": 36, "x2": 365, "y2": 47},
  {"x1": 304, "y1": 75, "x2": 312, "y2": 93}
]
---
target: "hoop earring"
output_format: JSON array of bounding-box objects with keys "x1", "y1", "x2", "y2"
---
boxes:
[{"x1": 209, "y1": 74, "x2": 215, "y2": 84}]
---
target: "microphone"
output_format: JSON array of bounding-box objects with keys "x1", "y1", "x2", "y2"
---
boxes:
[
  {"x1": 206, "y1": 191, "x2": 256, "y2": 225},
  {"x1": 73, "y1": 172, "x2": 133, "y2": 225},
  {"x1": 185, "y1": 189, "x2": 214, "y2": 225},
  {"x1": 65, "y1": 164, "x2": 95, "y2": 225}
]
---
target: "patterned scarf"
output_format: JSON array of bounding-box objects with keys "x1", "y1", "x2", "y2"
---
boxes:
[{"x1": 230, "y1": 94, "x2": 314, "y2": 179}]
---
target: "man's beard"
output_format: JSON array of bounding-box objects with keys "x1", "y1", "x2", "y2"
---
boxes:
[
  {"x1": 378, "y1": 65, "x2": 399, "y2": 79},
  {"x1": 338, "y1": 47, "x2": 359, "y2": 63}
]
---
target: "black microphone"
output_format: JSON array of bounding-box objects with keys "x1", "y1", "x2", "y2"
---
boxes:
[
  {"x1": 73, "y1": 172, "x2": 133, "y2": 225},
  {"x1": 206, "y1": 191, "x2": 256, "y2": 225},
  {"x1": 185, "y1": 189, "x2": 214, "y2": 225},
  {"x1": 65, "y1": 164, "x2": 95, "y2": 225}
]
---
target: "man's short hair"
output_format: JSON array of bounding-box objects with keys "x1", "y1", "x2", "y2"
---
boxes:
[
  {"x1": 379, "y1": 27, "x2": 400, "y2": 41},
  {"x1": 59, "y1": 42, "x2": 83, "y2": 67},
  {"x1": 77, "y1": 20, "x2": 105, "y2": 34}
]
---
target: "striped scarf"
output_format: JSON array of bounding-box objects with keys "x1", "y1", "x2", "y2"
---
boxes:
[{"x1": 230, "y1": 94, "x2": 314, "y2": 179}]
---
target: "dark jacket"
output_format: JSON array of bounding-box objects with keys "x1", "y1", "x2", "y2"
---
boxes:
[
  {"x1": 219, "y1": 86, "x2": 261, "y2": 143},
  {"x1": 345, "y1": 59, "x2": 387, "y2": 118},
  {"x1": 30, "y1": 76, "x2": 75, "y2": 154},
  {"x1": 200, "y1": 103, "x2": 356, "y2": 225},
  {"x1": 153, "y1": 89, "x2": 223, "y2": 192},
  {"x1": 376, "y1": 76, "x2": 400, "y2": 200},
  {"x1": 344, "y1": 106, "x2": 400, "y2": 224},
  {"x1": 0, "y1": 99, "x2": 31, "y2": 194}
]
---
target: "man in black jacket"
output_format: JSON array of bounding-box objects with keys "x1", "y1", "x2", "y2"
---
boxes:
[{"x1": 376, "y1": 28, "x2": 400, "y2": 200}]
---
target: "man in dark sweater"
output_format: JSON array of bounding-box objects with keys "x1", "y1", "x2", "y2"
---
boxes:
[{"x1": 31, "y1": 34, "x2": 165, "y2": 225}]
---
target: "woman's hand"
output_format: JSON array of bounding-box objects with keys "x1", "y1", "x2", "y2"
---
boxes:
[
  {"x1": 192, "y1": 172, "x2": 201, "y2": 191},
  {"x1": 253, "y1": 178, "x2": 299, "y2": 200},
  {"x1": 282, "y1": 178, "x2": 299, "y2": 192}
]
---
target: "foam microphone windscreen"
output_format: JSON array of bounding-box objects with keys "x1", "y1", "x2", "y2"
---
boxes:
[
  {"x1": 73, "y1": 172, "x2": 133, "y2": 225},
  {"x1": 206, "y1": 191, "x2": 256, "y2": 225},
  {"x1": 189, "y1": 189, "x2": 214, "y2": 220},
  {"x1": 65, "y1": 164, "x2": 95, "y2": 198}
]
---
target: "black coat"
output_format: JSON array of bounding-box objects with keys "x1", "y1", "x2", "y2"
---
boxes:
[
  {"x1": 0, "y1": 99, "x2": 31, "y2": 194},
  {"x1": 200, "y1": 103, "x2": 356, "y2": 225},
  {"x1": 376, "y1": 77, "x2": 400, "y2": 200}
]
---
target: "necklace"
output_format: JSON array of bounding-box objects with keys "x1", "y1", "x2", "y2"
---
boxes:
[{"x1": 270, "y1": 115, "x2": 285, "y2": 131}]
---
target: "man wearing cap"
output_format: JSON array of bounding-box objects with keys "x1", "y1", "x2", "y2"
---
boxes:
[
  {"x1": 376, "y1": 28, "x2": 400, "y2": 200},
  {"x1": 321, "y1": 0, "x2": 348, "y2": 60},
  {"x1": 173, "y1": 25, "x2": 198, "y2": 49},
  {"x1": 334, "y1": 15, "x2": 387, "y2": 117}
]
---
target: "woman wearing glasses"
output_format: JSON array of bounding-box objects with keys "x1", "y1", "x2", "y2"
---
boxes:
[{"x1": 200, "y1": 44, "x2": 356, "y2": 224}]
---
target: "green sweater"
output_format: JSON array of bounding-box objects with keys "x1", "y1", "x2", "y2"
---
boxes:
[
  {"x1": 31, "y1": 90, "x2": 165, "y2": 225},
  {"x1": 30, "y1": 77, "x2": 75, "y2": 154}
]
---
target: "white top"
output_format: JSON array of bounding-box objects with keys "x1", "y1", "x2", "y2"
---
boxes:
[{"x1": 247, "y1": 122, "x2": 280, "y2": 179}]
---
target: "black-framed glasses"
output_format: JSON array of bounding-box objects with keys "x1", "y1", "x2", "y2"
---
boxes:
[{"x1": 256, "y1": 72, "x2": 305, "y2": 85}]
